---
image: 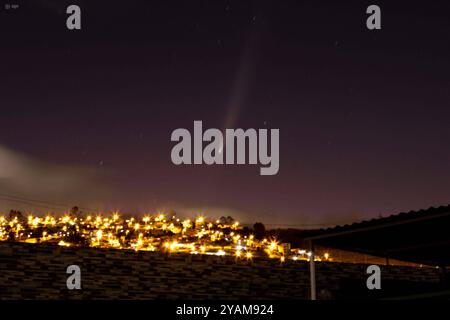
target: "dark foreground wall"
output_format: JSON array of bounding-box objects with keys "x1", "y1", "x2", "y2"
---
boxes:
[{"x1": 0, "y1": 242, "x2": 442, "y2": 299}]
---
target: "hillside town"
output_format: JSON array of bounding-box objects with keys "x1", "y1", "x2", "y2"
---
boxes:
[{"x1": 0, "y1": 207, "x2": 331, "y2": 263}]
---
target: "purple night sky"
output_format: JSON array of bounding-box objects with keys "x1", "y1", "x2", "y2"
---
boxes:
[{"x1": 1, "y1": 0, "x2": 450, "y2": 227}]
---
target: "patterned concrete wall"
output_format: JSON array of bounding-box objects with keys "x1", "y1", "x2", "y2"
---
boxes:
[{"x1": 0, "y1": 242, "x2": 441, "y2": 299}]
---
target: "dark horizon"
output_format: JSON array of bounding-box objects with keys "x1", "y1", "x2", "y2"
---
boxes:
[{"x1": 1, "y1": 0, "x2": 450, "y2": 226}]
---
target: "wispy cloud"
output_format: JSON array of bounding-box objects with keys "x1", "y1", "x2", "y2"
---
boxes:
[{"x1": 0, "y1": 145, "x2": 108, "y2": 213}]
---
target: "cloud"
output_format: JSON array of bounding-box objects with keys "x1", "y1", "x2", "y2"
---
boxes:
[{"x1": 0, "y1": 145, "x2": 108, "y2": 213}]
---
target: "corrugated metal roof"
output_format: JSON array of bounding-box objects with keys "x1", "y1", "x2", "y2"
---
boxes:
[
  {"x1": 304, "y1": 204, "x2": 450, "y2": 266},
  {"x1": 307, "y1": 204, "x2": 450, "y2": 239}
]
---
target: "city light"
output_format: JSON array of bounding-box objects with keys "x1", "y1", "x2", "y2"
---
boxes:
[{"x1": 0, "y1": 211, "x2": 331, "y2": 262}]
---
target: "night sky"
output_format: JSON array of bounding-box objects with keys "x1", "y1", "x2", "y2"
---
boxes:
[{"x1": 1, "y1": 0, "x2": 450, "y2": 227}]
